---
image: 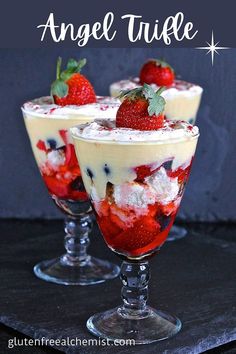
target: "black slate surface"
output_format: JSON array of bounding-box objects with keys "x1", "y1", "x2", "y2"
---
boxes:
[
  {"x1": 0, "y1": 324, "x2": 60, "y2": 353},
  {"x1": 0, "y1": 220, "x2": 236, "y2": 354}
]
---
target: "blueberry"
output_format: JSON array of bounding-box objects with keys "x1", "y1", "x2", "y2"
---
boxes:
[
  {"x1": 162, "y1": 160, "x2": 173, "y2": 170},
  {"x1": 70, "y1": 176, "x2": 85, "y2": 191},
  {"x1": 157, "y1": 215, "x2": 172, "y2": 231},
  {"x1": 86, "y1": 168, "x2": 94, "y2": 179},
  {"x1": 104, "y1": 164, "x2": 110, "y2": 175},
  {"x1": 47, "y1": 139, "x2": 57, "y2": 149}
]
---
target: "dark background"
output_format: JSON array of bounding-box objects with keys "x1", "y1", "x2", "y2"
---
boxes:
[{"x1": 0, "y1": 48, "x2": 235, "y2": 221}]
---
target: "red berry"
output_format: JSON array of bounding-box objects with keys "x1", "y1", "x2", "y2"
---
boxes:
[
  {"x1": 43, "y1": 175, "x2": 70, "y2": 198},
  {"x1": 140, "y1": 60, "x2": 175, "y2": 87},
  {"x1": 134, "y1": 165, "x2": 153, "y2": 181},
  {"x1": 95, "y1": 200, "x2": 110, "y2": 217},
  {"x1": 36, "y1": 140, "x2": 47, "y2": 152},
  {"x1": 167, "y1": 161, "x2": 192, "y2": 184},
  {"x1": 53, "y1": 73, "x2": 96, "y2": 106},
  {"x1": 51, "y1": 57, "x2": 96, "y2": 106},
  {"x1": 116, "y1": 85, "x2": 165, "y2": 131},
  {"x1": 112, "y1": 216, "x2": 160, "y2": 253},
  {"x1": 160, "y1": 201, "x2": 178, "y2": 216},
  {"x1": 98, "y1": 215, "x2": 122, "y2": 238}
]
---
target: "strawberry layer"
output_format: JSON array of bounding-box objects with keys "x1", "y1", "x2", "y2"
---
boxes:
[
  {"x1": 92, "y1": 160, "x2": 191, "y2": 258},
  {"x1": 37, "y1": 129, "x2": 87, "y2": 201}
]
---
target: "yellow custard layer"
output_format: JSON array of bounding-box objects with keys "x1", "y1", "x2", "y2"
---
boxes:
[
  {"x1": 110, "y1": 79, "x2": 203, "y2": 123},
  {"x1": 22, "y1": 96, "x2": 120, "y2": 167},
  {"x1": 71, "y1": 120, "x2": 199, "y2": 201}
]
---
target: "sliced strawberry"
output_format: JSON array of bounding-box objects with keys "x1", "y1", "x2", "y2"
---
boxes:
[
  {"x1": 112, "y1": 216, "x2": 160, "y2": 253},
  {"x1": 70, "y1": 165, "x2": 81, "y2": 176},
  {"x1": 58, "y1": 130, "x2": 79, "y2": 167},
  {"x1": 134, "y1": 163, "x2": 164, "y2": 181},
  {"x1": 134, "y1": 165, "x2": 153, "y2": 181},
  {"x1": 132, "y1": 223, "x2": 173, "y2": 256},
  {"x1": 160, "y1": 201, "x2": 178, "y2": 216},
  {"x1": 148, "y1": 203, "x2": 159, "y2": 217},
  {"x1": 109, "y1": 206, "x2": 130, "y2": 230},
  {"x1": 94, "y1": 200, "x2": 110, "y2": 217},
  {"x1": 125, "y1": 217, "x2": 175, "y2": 257},
  {"x1": 59, "y1": 129, "x2": 68, "y2": 144},
  {"x1": 98, "y1": 216, "x2": 122, "y2": 239},
  {"x1": 168, "y1": 164, "x2": 191, "y2": 184},
  {"x1": 36, "y1": 140, "x2": 47, "y2": 152},
  {"x1": 68, "y1": 189, "x2": 87, "y2": 200},
  {"x1": 43, "y1": 175, "x2": 70, "y2": 198},
  {"x1": 64, "y1": 144, "x2": 78, "y2": 166}
]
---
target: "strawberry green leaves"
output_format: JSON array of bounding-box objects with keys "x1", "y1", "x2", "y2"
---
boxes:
[
  {"x1": 66, "y1": 58, "x2": 87, "y2": 72},
  {"x1": 143, "y1": 84, "x2": 166, "y2": 116},
  {"x1": 51, "y1": 57, "x2": 87, "y2": 98},
  {"x1": 51, "y1": 80, "x2": 68, "y2": 98},
  {"x1": 119, "y1": 84, "x2": 166, "y2": 117},
  {"x1": 119, "y1": 87, "x2": 143, "y2": 100}
]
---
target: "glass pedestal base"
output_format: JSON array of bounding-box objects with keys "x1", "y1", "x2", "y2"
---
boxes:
[
  {"x1": 87, "y1": 306, "x2": 181, "y2": 344},
  {"x1": 34, "y1": 255, "x2": 120, "y2": 286},
  {"x1": 166, "y1": 225, "x2": 187, "y2": 242}
]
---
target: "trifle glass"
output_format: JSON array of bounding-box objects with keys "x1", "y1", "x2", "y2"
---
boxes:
[
  {"x1": 71, "y1": 119, "x2": 199, "y2": 343},
  {"x1": 22, "y1": 96, "x2": 120, "y2": 285},
  {"x1": 110, "y1": 63, "x2": 203, "y2": 241},
  {"x1": 110, "y1": 78, "x2": 203, "y2": 125}
]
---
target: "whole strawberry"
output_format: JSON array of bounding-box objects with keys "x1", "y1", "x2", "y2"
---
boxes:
[
  {"x1": 116, "y1": 84, "x2": 166, "y2": 131},
  {"x1": 140, "y1": 59, "x2": 175, "y2": 87},
  {"x1": 51, "y1": 57, "x2": 96, "y2": 106}
]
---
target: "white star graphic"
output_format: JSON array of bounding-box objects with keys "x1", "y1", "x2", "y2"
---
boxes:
[{"x1": 196, "y1": 31, "x2": 229, "y2": 65}]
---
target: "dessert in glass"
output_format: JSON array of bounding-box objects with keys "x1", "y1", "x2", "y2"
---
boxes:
[
  {"x1": 110, "y1": 59, "x2": 203, "y2": 241},
  {"x1": 71, "y1": 85, "x2": 199, "y2": 343},
  {"x1": 22, "y1": 57, "x2": 120, "y2": 285},
  {"x1": 110, "y1": 58, "x2": 203, "y2": 124}
]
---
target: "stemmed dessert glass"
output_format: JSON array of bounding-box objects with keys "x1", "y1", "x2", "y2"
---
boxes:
[
  {"x1": 22, "y1": 99, "x2": 120, "y2": 285},
  {"x1": 72, "y1": 119, "x2": 199, "y2": 343},
  {"x1": 110, "y1": 74, "x2": 203, "y2": 242}
]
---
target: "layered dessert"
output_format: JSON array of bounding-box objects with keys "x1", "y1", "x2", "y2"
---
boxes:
[
  {"x1": 23, "y1": 96, "x2": 119, "y2": 201},
  {"x1": 71, "y1": 85, "x2": 199, "y2": 259},
  {"x1": 110, "y1": 59, "x2": 203, "y2": 124},
  {"x1": 22, "y1": 58, "x2": 120, "y2": 203}
]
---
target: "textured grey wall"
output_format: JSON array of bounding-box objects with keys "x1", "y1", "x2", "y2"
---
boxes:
[{"x1": 0, "y1": 48, "x2": 235, "y2": 221}]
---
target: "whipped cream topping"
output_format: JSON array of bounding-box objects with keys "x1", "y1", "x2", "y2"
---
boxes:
[
  {"x1": 71, "y1": 119, "x2": 199, "y2": 143},
  {"x1": 110, "y1": 78, "x2": 203, "y2": 98},
  {"x1": 22, "y1": 96, "x2": 120, "y2": 118}
]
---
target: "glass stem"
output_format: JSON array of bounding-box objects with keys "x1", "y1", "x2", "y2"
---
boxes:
[
  {"x1": 61, "y1": 215, "x2": 92, "y2": 266},
  {"x1": 119, "y1": 261, "x2": 150, "y2": 319}
]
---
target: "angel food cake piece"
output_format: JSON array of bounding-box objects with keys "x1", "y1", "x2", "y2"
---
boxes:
[{"x1": 110, "y1": 59, "x2": 203, "y2": 124}]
